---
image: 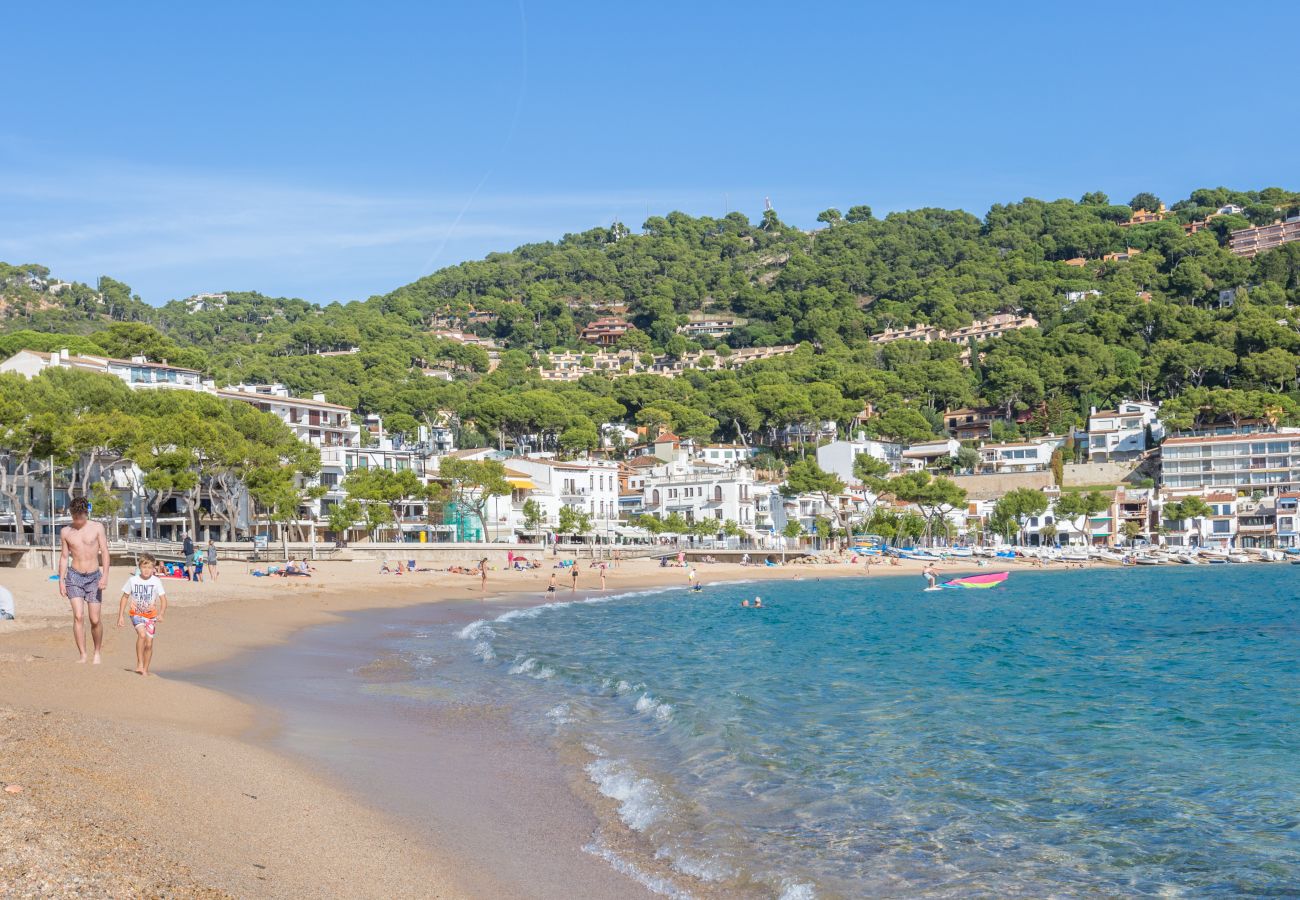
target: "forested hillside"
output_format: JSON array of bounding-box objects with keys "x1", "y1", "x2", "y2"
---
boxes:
[{"x1": 4, "y1": 186, "x2": 1300, "y2": 451}]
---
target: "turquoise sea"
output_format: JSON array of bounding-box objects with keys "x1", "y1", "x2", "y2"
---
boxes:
[{"x1": 444, "y1": 567, "x2": 1299, "y2": 897}]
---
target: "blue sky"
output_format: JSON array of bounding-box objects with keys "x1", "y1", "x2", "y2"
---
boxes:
[{"x1": 3, "y1": 1, "x2": 1296, "y2": 305}]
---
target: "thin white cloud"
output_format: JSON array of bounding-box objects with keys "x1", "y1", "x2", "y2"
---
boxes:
[{"x1": 0, "y1": 148, "x2": 759, "y2": 302}]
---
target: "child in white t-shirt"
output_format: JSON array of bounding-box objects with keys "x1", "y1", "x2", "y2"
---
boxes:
[{"x1": 117, "y1": 554, "x2": 168, "y2": 676}]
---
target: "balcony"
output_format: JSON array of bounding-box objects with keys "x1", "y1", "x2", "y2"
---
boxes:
[{"x1": 561, "y1": 486, "x2": 588, "y2": 499}]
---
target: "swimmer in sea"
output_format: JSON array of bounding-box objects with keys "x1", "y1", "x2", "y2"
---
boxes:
[
  {"x1": 754, "y1": 597, "x2": 763, "y2": 608},
  {"x1": 741, "y1": 599, "x2": 750, "y2": 607}
]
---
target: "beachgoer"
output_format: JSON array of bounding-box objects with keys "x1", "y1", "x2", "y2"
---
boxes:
[
  {"x1": 570, "y1": 565, "x2": 579, "y2": 592},
  {"x1": 741, "y1": 599, "x2": 750, "y2": 607},
  {"x1": 754, "y1": 598, "x2": 763, "y2": 608},
  {"x1": 479, "y1": 557, "x2": 489, "y2": 594},
  {"x1": 599, "y1": 564, "x2": 607, "y2": 591},
  {"x1": 191, "y1": 548, "x2": 205, "y2": 583},
  {"x1": 741, "y1": 553, "x2": 750, "y2": 566},
  {"x1": 182, "y1": 534, "x2": 194, "y2": 578},
  {"x1": 117, "y1": 553, "x2": 167, "y2": 676},
  {"x1": 547, "y1": 572, "x2": 557, "y2": 596},
  {"x1": 688, "y1": 566, "x2": 698, "y2": 585},
  {"x1": 206, "y1": 540, "x2": 218, "y2": 582},
  {"x1": 677, "y1": 550, "x2": 685, "y2": 567},
  {"x1": 59, "y1": 496, "x2": 110, "y2": 664},
  {"x1": 923, "y1": 564, "x2": 938, "y2": 589}
]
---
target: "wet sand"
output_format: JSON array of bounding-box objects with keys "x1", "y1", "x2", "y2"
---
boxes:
[{"x1": 0, "y1": 553, "x2": 1064, "y2": 897}]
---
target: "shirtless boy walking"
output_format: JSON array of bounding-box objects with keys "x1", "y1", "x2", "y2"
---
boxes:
[{"x1": 58, "y1": 496, "x2": 111, "y2": 663}]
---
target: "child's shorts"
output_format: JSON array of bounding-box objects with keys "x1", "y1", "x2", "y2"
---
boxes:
[{"x1": 131, "y1": 615, "x2": 157, "y2": 636}]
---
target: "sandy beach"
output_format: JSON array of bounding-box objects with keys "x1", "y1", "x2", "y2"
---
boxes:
[{"x1": 0, "y1": 552, "x2": 1066, "y2": 898}]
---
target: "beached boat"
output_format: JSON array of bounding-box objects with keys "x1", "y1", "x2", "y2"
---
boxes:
[
  {"x1": 1175, "y1": 553, "x2": 1201, "y2": 565},
  {"x1": 1227, "y1": 552, "x2": 1251, "y2": 564},
  {"x1": 1133, "y1": 554, "x2": 1163, "y2": 565},
  {"x1": 944, "y1": 547, "x2": 974, "y2": 558},
  {"x1": 1060, "y1": 550, "x2": 1089, "y2": 563},
  {"x1": 895, "y1": 548, "x2": 944, "y2": 562}
]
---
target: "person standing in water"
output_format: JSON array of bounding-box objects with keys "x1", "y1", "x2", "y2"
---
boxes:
[
  {"x1": 59, "y1": 497, "x2": 110, "y2": 664},
  {"x1": 923, "y1": 564, "x2": 939, "y2": 589}
]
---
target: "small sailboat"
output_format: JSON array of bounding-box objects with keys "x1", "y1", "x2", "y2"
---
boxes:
[{"x1": 941, "y1": 571, "x2": 1009, "y2": 590}]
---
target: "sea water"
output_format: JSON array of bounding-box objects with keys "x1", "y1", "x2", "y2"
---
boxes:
[{"x1": 432, "y1": 568, "x2": 1300, "y2": 897}]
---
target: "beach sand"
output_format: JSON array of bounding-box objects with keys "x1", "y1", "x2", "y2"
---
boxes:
[{"x1": 0, "y1": 551, "x2": 1069, "y2": 897}]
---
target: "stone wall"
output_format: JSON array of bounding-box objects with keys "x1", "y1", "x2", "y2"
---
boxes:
[
  {"x1": 1063, "y1": 461, "x2": 1141, "y2": 487},
  {"x1": 949, "y1": 471, "x2": 1054, "y2": 499}
]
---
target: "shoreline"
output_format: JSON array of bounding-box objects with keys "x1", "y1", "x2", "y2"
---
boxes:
[{"x1": 0, "y1": 554, "x2": 1153, "y2": 897}]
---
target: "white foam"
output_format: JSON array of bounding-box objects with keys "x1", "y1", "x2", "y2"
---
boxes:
[
  {"x1": 583, "y1": 839, "x2": 693, "y2": 899},
  {"x1": 615, "y1": 680, "x2": 634, "y2": 695},
  {"x1": 471, "y1": 641, "x2": 496, "y2": 661},
  {"x1": 661, "y1": 849, "x2": 733, "y2": 883},
  {"x1": 509, "y1": 657, "x2": 538, "y2": 676},
  {"x1": 456, "y1": 619, "x2": 493, "y2": 641},
  {"x1": 546, "y1": 703, "x2": 571, "y2": 724},
  {"x1": 635, "y1": 693, "x2": 673, "y2": 720},
  {"x1": 778, "y1": 881, "x2": 817, "y2": 900},
  {"x1": 585, "y1": 757, "x2": 668, "y2": 832}
]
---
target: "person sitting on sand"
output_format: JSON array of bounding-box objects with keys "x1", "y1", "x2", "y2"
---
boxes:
[
  {"x1": 117, "y1": 553, "x2": 167, "y2": 677},
  {"x1": 380, "y1": 558, "x2": 392, "y2": 574}
]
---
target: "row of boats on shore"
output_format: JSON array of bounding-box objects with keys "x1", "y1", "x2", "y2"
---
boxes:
[{"x1": 869, "y1": 545, "x2": 1300, "y2": 566}]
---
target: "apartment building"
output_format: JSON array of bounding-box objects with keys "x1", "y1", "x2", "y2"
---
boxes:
[
  {"x1": 1229, "y1": 217, "x2": 1300, "y2": 258},
  {"x1": 1160, "y1": 432, "x2": 1300, "y2": 496},
  {"x1": 0, "y1": 348, "x2": 204, "y2": 389},
  {"x1": 868, "y1": 313, "x2": 1037, "y2": 347},
  {"x1": 677, "y1": 314, "x2": 742, "y2": 338},
  {"x1": 580, "y1": 317, "x2": 633, "y2": 347},
  {"x1": 641, "y1": 459, "x2": 756, "y2": 530},
  {"x1": 816, "y1": 436, "x2": 903, "y2": 484},
  {"x1": 1086, "y1": 400, "x2": 1163, "y2": 462},
  {"x1": 942, "y1": 407, "x2": 1011, "y2": 441},
  {"x1": 902, "y1": 438, "x2": 961, "y2": 469},
  {"x1": 1118, "y1": 205, "x2": 1168, "y2": 227},
  {"x1": 978, "y1": 437, "x2": 1064, "y2": 474},
  {"x1": 506, "y1": 456, "x2": 622, "y2": 532},
  {"x1": 1275, "y1": 493, "x2": 1300, "y2": 548}
]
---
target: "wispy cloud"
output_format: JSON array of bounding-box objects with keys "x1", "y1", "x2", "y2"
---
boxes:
[{"x1": 0, "y1": 152, "x2": 729, "y2": 303}]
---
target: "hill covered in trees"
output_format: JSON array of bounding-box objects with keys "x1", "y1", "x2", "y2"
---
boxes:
[{"x1": 4, "y1": 185, "x2": 1300, "y2": 451}]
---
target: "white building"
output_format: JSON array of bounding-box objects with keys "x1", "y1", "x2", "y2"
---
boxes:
[
  {"x1": 902, "y1": 438, "x2": 961, "y2": 470},
  {"x1": 817, "y1": 436, "x2": 903, "y2": 484},
  {"x1": 697, "y1": 444, "x2": 761, "y2": 466},
  {"x1": 1, "y1": 348, "x2": 205, "y2": 389},
  {"x1": 641, "y1": 460, "x2": 756, "y2": 531},
  {"x1": 978, "y1": 436, "x2": 1065, "y2": 474},
  {"x1": 506, "y1": 456, "x2": 622, "y2": 537},
  {"x1": 1086, "y1": 400, "x2": 1162, "y2": 462}
]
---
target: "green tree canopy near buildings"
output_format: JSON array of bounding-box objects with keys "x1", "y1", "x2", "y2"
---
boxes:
[{"x1": 4, "y1": 185, "x2": 1300, "y2": 455}]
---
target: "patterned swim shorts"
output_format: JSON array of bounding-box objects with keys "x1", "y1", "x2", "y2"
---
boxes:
[
  {"x1": 65, "y1": 569, "x2": 102, "y2": 603},
  {"x1": 130, "y1": 614, "x2": 157, "y2": 636}
]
